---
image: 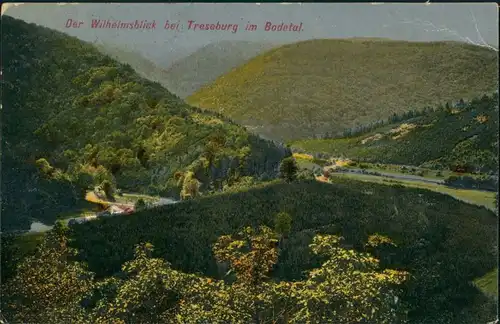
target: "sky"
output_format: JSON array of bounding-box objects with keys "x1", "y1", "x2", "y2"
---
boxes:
[{"x1": 3, "y1": 3, "x2": 498, "y2": 67}]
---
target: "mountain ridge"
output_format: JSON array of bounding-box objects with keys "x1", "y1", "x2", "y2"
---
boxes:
[
  {"x1": 187, "y1": 38, "x2": 498, "y2": 141},
  {"x1": 94, "y1": 43, "x2": 177, "y2": 95},
  {"x1": 164, "y1": 40, "x2": 278, "y2": 98}
]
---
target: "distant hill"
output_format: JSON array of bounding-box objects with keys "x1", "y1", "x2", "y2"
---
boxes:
[
  {"x1": 95, "y1": 41, "x2": 276, "y2": 99},
  {"x1": 292, "y1": 94, "x2": 499, "y2": 174},
  {"x1": 187, "y1": 38, "x2": 498, "y2": 141},
  {"x1": 1, "y1": 16, "x2": 290, "y2": 230},
  {"x1": 94, "y1": 43, "x2": 177, "y2": 95},
  {"x1": 165, "y1": 41, "x2": 277, "y2": 98}
]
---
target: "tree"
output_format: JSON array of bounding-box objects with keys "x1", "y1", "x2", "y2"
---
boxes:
[
  {"x1": 1, "y1": 224, "x2": 410, "y2": 323},
  {"x1": 180, "y1": 171, "x2": 201, "y2": 200},
  {"x1": 87, "y1": 242, "x2": 186, "y2": 323},
  {"x1": 101, "y1": 180, "x2": 115, "y2": 201},
  {"x1": 135, "y1": 198, "x2": 146, "y2": 211},
  {"x1": 297, "y1": 168, "x2": 315, "y2": 180},
  {"x1": 207, "y1": 227, "x2": 409, "y2": 323},
  {"x1": 445, "y1": 102, "x2": 452, "y2": 113},
  {"x1": 274, "y1": 212, "x2": 292, "y2": 248},
  {"x1": 213, "y1": 226, "x2": 279, "y2": 286},
  {"x1": 279, "y1": 157, "x2": 298, "y2": 183},
  {"x1": 212, "y1": 226, "x2": 280, "y2": 322},
  {"x1": 289, "y1": 235, "x2": 408, "y2": 323},
  {"x1": 274, "y1": 212, "x2": 292, "y2": 237},
  {"x1": 35, "y1": 158, "x2": 54, "y2": 176},
  {"x1": 365, "y1": 233, "x2": 398, "y2": 266},
  {"x1": 75, "y1": 170, "x2": 94, "y2": 191},
  {"x1": 1, "y1": 223, "x2": 94, "y2": 323}
]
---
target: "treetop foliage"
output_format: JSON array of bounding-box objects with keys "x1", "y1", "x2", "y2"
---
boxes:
[{"x1": 1, "y1": 223, "x2": 409, "y2": 324}]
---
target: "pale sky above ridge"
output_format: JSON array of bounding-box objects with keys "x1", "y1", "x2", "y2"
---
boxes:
[{"x1": 4, "y1": 3, "x2": 498, "y2": 67}]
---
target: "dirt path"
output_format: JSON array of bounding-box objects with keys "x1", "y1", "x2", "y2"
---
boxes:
[
  {"x1": 85, "y1": 192, "x2": 134, "y2": 209},
  {"x1": 324, "y1": 166, "x2": 444, "y2": 185}
]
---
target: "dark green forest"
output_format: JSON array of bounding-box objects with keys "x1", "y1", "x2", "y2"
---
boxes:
[
  {"x1": 1, "y1": 16, "x2": 290, "y2": 231},
  {"x1": 1, "y1": 15, "x2": 498, "y2": 324},
  {"x1": 293, "y1": 94, "x2": 499, "y2": 174},
  {"x1": 1, "y1": 179, "x2": 497, "y2": 323}
]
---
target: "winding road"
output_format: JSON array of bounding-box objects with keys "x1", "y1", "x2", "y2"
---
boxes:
[{"x1": 327, "y1": 166, "x2": 445, "y2": 185}]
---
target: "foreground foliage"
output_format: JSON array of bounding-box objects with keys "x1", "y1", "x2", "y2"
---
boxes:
[
  {"x1": 1, "y1": 224, "x2": 409, "y2": 323},
  {"x1": 64, "y1": 179, "x2": 498, "y2": 323},
  {"x1": 1, "y1": 224, "x2": 94, "y2": 323}
]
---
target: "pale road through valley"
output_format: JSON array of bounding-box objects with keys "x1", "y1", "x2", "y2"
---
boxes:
[{"x1": 328, "y1": 167, "x2": 445, "y2": 185}]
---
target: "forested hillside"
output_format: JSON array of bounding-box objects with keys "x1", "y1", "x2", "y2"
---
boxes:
[
  {"x1": 1, "y1": 179, "x2": 497, "y2": 323},
  {"x1": 74, "y1": 42, "x2": 276, "y2": 100},
  {"x1": 293, "y1": 94, "x2": 499, "y2": 174},
  {"x1": 165, "y1": 41, "x2": 276, "y2": 98},
  {"x1": 187, "y1": 38, "x2": 498, "y2": 141},
  {"x1": 1, "y1": 16, "x2": 290, "y2": 230}
]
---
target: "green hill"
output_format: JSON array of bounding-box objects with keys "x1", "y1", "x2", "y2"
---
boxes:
[
  {"x1": 1, "y1": 16, "x2": 290, "y2": 230},
  {"x1": 165, "y1": 41, "x2": 277, "y2": 98},
  {"x1": 292, "y1": 94, "x2": 499, "y2": 174},
  {"x1": 65, "y1": 178, "x2": 498, "y2": 323},
  {"x1": 187, "y1": 38, "x2": 498, "y2": 141}
]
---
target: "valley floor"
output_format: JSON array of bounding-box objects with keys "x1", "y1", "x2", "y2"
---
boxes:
[
  {"x1": 27, "y1": 192, "x2": 169, "y2": 233},
  {"x1": 295, "y1": 153, "x2": 496, "y2": 211},
  {"x1": 328, "y1": 172, "x2": 496, "y2": 211}
]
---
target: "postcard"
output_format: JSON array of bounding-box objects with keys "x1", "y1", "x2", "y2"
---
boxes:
[{"x1": 1, "y1": 3, "x2": 498, "y2": 324}]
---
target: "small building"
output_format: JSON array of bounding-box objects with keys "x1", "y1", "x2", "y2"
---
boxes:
[
  {"x1": 123, "y1": 207, "x2": 134, "y2": 214},
  {"x1": 109, "y1": 205, "x2": 125, "y2": 215}
]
